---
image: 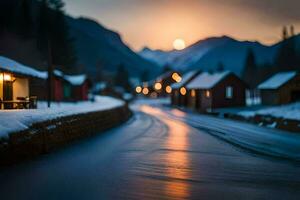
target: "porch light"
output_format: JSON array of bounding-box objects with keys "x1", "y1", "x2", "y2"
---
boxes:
[
  {"x1": 154, "y1": 82, "x2": 162, "y2": 90},
  {"x1": 172, "y1": 73, "x2": 182, "y2": 83},
  {"x1": 180, "y1": 87, "x2": 187, "y2": 96},
  {"x1": 165, "y1": 85, "x2": 172, "y2": 94},
  {"x1": 3, "y1": 73, "x2": 12, "y2": 81},
  {"x1": 135, "y1": 86, "x2": 142, "y2": 93},
  {"x1": 142, "y1": 87, "x2": 149, "y2": 95}
]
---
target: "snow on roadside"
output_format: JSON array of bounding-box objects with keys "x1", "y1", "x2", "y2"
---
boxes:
[
  {"x1": 238, "y1": 102, "x2": 300, "y2": 121},
  {"x1": 0, "y1": 96, "x2": 124, "y2": 139}
]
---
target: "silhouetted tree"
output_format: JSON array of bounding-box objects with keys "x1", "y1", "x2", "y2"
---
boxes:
[
  {"x1": 216, "y1": 62, "x2": 225, "y2": 72},
  {"x1": 16, "y1": 0, "x2": 33, "y2": 38},
  {"x1": 242, "y1": 49, "x2": 257, "y2": 88},
  {"x1": 37, "y1": 0, "x2": 76, "y2": 72},
  {"x1": 162, "y1": 64, "x2": 172, "y2": 73},
  {"x1": 290, "y1": 25, "x2": 295, "y2": 37},
  {"x1": 140, "y1": 69, "x2": 149, "y2": 82},
  {"x1": 282, "y1": 26, "x2": 288, "y2": 40},
  {"x1": 115, "y1": 64, "x2": 131, "y2": 92},
  {"x1": 274, "y1": 36, "x2": 298, "y2": 72}
]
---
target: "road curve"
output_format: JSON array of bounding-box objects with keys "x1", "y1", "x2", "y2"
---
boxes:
[{"x1": 0, "y1": 104, "x2": 300, "y2": 200}]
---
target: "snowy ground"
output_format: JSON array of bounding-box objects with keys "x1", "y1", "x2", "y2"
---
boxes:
[
  {"x1": 238, "y1": 102, "x2": 300, "y2": 121},
  {"x1": 0, "y1": 96, "x2": 124, "y2": 139}
]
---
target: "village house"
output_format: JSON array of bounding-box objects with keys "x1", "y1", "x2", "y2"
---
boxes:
[
  {"x1": 170, "y1": 70, "x2": 201, "y2": 107},
  {"x1": 0, "y1": 56, "x2": 47, "y2": 109},
  {"x1": 186, "y1": 71, "x2": 247, "y2": 111},
  {"x1": 0, "y1": 56, "x2": 91, "y2": 109},
  {"x1": 63, "y1": 74, "x2": 90, "y2": 101},
  {"x1": 258, "y1": 71, "x2": 300, "y2": 105}
]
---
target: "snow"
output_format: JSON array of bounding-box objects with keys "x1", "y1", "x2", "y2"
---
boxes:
[
  {"x1": 171, "y1": 70, "x2": 199, "y2": 89},
  {"x1": 0, "y1": 96, "x2": 124, "y2": 139},
  {"x1": 53, "y1": 69, "x2": 64, "y2": 77},
  {"x1": 187, "y1": 71, "x2": 231, "y2": 89},
  {"x1": 0, "y1": 56, "x2": 47, "y2": 79},
  {"x1": 238, "y1": 102, "x2": 300, "y2": 121},
  {"x1": 258, "y1": 71, "x2": 297, "y2": 89},
  {"x1": 64, "y1": 74, "x2": 87, "y2": 86}
]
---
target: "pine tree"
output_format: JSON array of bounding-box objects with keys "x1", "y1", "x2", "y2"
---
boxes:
[
  {"x1": 140, "y1": 70, "x2": 149, "y2": 82},
  {"x1": 37, "y1": 0, "x2": 76, "y2": 72},
  {"x1": 216, "y1": 62, "x2": 225, "y2": 72},
  {"x1": 274, "y1": 36, "x2": 298, "y2": 72},
  {"x1": 48, "y1": 0, "x2": 76, "y2": 72},
  {"x1": 16, "y1": 0, "x2": 33, "y2": 38},
  {"x1": 242, "y1": 49, "x2": 257, "y2": 88},
  {"x1": 115, "y1": 64, "x2": 131, "y2": 92},
  {"x1": 162, "y1": 64, "x2": 172, "y2": 73},
  {"x1": 290, "y1": 25, "x2": 295, "y2": 37},
  {"x1": 282, "y1": 26, "x2": 288, "y2": 40}
]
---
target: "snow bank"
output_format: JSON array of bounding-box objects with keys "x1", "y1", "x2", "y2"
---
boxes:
[
  {"x1": 238, "y1": 102, "x2": 300, "y2": 121},
  {"x1": 0, "y1": 96, "x2": 124, "y2": 139}
]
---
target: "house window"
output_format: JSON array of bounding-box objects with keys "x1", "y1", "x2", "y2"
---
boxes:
[
  {"x1": 226, "y1": 86, "x2": 233, "y2": 99},
  {"x1": 205, "y1": 90, "x2": 211, "y2": 98},
  {"x1": 191, "y1": 89, "x2": 196, "y2": 97}
]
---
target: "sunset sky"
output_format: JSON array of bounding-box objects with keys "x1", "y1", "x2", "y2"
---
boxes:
[{"x1": 64, "y1": 0, "x2": 300, "y2": 51}]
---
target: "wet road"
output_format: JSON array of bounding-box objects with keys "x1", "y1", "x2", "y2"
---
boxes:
[{"x1": 1, "y1": 105, "x2": 300, "y2": 200}]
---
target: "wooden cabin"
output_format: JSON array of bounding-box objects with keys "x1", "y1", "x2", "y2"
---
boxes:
[
  {"x1": 258, "y1": 71, "x2": 300, "y2": 105},
  {"x1": 186, "y1": 71, "x2": 247, "y2": 111},
  {"x1": 171, "y1": 70, "x2": 201, "y2": 107},
  {"x1": 64, "y1": 75, "x2": 89, "y2": 101},
  {"x1": 0, "y1": 56, "x2": 47, "y2": 109}
]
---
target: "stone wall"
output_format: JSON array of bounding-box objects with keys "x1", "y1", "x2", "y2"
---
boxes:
[{"x1": 0, "y1": 105, "x2": 132, "y2": 165}]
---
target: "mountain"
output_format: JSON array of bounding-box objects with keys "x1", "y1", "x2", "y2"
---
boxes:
[
  {"x1": 67, "y1": 17, "x2": 160, "y2": 80},
  {"x1": 140, "y1": 36, "x2": 233, "y2": 70},
  {"x1": 139, "y1": 35, "x2": 300, "y2": 75}
]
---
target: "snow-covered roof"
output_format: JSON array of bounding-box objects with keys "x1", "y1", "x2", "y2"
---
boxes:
[
  {"x1": 54, "y1": 69, "x2": 64, "y2": 77},
  {"x1": 258, "y1": 71, "x2": 297, "y2": 90},
  {"x1": 64, "y1": 74, "x2": 87, "y2": 86},
  {"x1": 0, "y1": 56, "x2": 47, "y2": 79},
  {"x1": 187, "y1": 71, "x2": 231, "y2": 89},
  {"x1": 171, "y1": 70, "x2": 200, "y2": 89}
]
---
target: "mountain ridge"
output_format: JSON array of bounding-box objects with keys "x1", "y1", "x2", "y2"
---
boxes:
[{"x1": 139, "y1": 34, "x2": 300, "y2": 75}]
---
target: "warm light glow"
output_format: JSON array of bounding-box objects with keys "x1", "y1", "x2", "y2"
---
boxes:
[
  {"x1": 172, "y1": 73, "x2": 182, "y2": 83},
  {"x1": 166, "y1": 86, "x2": 172, "y2": 94},
  {"x1": 173, "y1": 39, "x2": 186, "y2": 50},
  {"x1": 135, "y1": 86, "x2": 142, "y2": 93},
  {"x1": 180, "y1": 87, "x2": 187, "y2": 96},
  {"x1": 191, "y1": 89, "x2": 196, "y2": 97},
  {"x1": 205, "y1": 90, "x2": 211, "y2": 98},
  {"x1": 154, "y1": 82, "x2": 162, "y2": 90},
  {"x1": 142, "y1": 87, "x2": 149, "y2": 95},
  {"x1": 3, "y1": 74, "x2": 12, "y2": 81}
]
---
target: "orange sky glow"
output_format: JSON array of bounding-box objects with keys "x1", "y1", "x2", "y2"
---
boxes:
[{"x1": 64, "y1": 0, "x2": 300, "y2": 51}]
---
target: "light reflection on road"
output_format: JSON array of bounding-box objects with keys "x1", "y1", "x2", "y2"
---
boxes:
[{"x1": 141, "y1": 105, "x2": 191, "y2": 199}]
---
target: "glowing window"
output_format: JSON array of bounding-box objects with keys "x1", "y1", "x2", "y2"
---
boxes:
[
  {"x1": 191, "y1": 89, "x2": 196, "y2": 97},
  {"x1": 180, "y1": 87, "x2": 187, "y2": 96},
  {"x1": 165, "y1": 86, "x2": 172, "y2": 94},
  {"x1": 135, "y1": 86, "x2": 142, "y2": 93},
  {"x1": 205, "y1": 90, "x2": 211, "y2": 98}
]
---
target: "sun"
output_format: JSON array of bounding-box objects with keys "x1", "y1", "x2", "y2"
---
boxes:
[{"x1": 173, "y1": 38, "x2": 186, "y2": 50}]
